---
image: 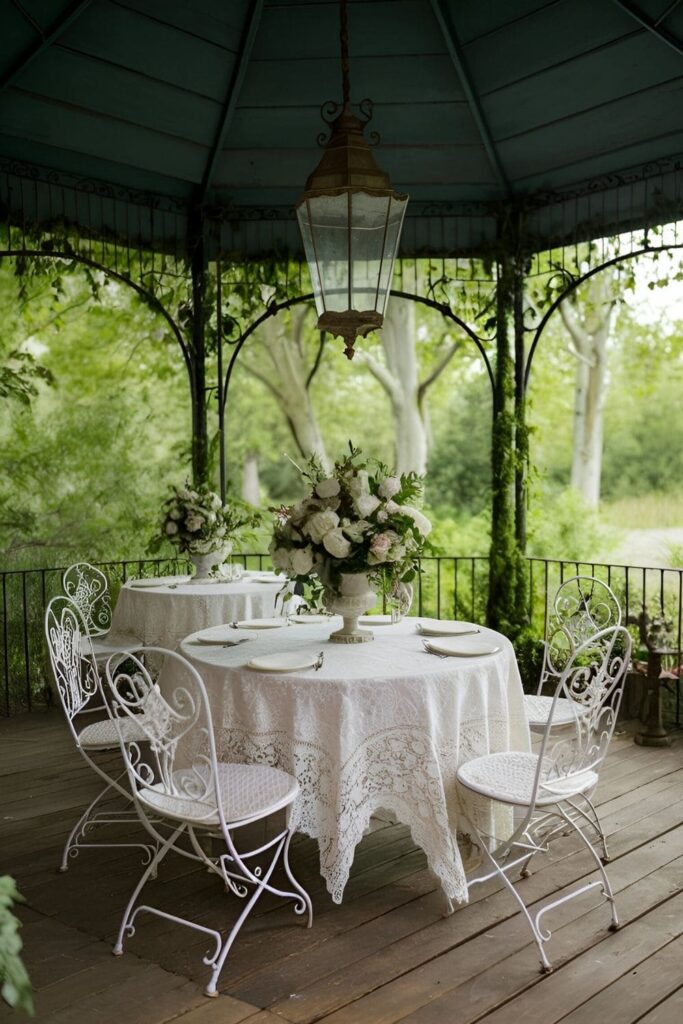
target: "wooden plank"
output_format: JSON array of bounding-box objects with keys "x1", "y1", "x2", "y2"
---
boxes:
[
  {"x1": 556, "y1": 933, "x2": 683, "y2": 1024},
  {"x1": 637, "y1": 988, "x2": 683, "y2": 1024},
  {"x1": 261, "y1": 826, "x2": 683, "y2": 1022}
]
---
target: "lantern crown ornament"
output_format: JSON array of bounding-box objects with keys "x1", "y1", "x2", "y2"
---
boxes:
[{"x1": 296, "y1": 0, "x2": 408, "y2": 359}]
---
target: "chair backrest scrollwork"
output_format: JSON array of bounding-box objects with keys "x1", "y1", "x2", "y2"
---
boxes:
[
  {"x1": 529, "y1": 624, "x2": 632, "y2": 813},
  {"x1": 44, "y1": 595, "x2": 101, "y2": 738},
  {"x1": 539, "y1": 575, "x2": 622, "y2": 692},
  {"x1": 62, "y1": 562, "x2": 112, "y2": 637},
  {"x1": 104, "y1": 648, "x2": 222, "y2": 827}
]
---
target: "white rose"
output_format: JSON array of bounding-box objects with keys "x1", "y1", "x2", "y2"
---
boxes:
[
  {"x1": 342, "y1": 519, "x2": 370, "y2": 543},
  {"x1": 291, "y1": 546, "x2": 314, "y2": 575},
  {"x1": 378, "y1": 476, "x2": 401, "y2": 499},
  {"x1": 271, "y1": 547, "x2": 293, "y2": 572},
  {"x1": 346, "y1": 470, "x2": 369, "y2": 498},
  {"x1": 185, "y1": 513, "x2": 204, "y2": 532},
  {"x1": 322, "y1": 528, "x2": 352, "y2": 559},
  {"x1": 165, "y1": 521, "x2": 179, "y2": 535},
  {"x1": 356, "y1": 493, "x2": 380, "y2": 518},
  {"x1": 396, "y1": 504, "x2": 432, "y2": 537},
  {"x1": 315, "y1": 477, "x2": 341, "y2": 499},
  {"x1": 304, "y1": 509, "x2": 340, "y2": 544},
  {"x1": 290, "y1": 498, "x2": 321, "y2": 525}
]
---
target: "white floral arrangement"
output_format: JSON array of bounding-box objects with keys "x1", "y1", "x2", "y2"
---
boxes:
[
  {"x1": 150, "y1": 483, "x2": 261, "y2": 557},
  {"x1": 270, "y1": 445, "x2": 431, "y2": 594}
]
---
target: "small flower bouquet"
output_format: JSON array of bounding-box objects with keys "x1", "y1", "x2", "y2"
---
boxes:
[
  {"x1": 270, "y1": 444, "x2": 431, "y2": 603},
  {"x1": 150, "y1": 484, "x2": 261, "y2": 574}
]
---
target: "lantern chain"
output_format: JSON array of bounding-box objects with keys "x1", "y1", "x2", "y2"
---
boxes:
[{"x1": 340, "y1": 0, "x2": 350, "y2": 109}]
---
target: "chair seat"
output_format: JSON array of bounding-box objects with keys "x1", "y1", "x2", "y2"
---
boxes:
[
  {"x1": 523, "y1": 693, "x2": 584, "y2": 731},
  {"x1": 457, "y1": 750, "x2": 598, "y2": 807},
  {"x1": 78, "y1": 715, "x2": 148, "y2": 750},
  {"x1": 138, "y1": 762, "x2": 299, "y2": 827},
  {"x1": 79, "y1": 633, "x2": 141, "y2": 663}
]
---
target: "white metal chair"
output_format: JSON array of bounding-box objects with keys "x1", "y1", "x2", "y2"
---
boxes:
[
  {"x1": 44, "y1": 596, "x2": 154, "y2": 871},
  {"x1": 62, "y1": 561, "x2": 141, "y2": 663},
  {"x1": 523, "y1": 575, "x2": 623, "y2": 860},
  {"x1": 458, "y1": 623, "x2": 632, "y2": 974},
  {"x1": 104, "y1": 646, "x2": 313, "y2": 998}
]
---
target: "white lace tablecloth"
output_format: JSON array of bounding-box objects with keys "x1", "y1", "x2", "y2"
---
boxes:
[
  {"x1": 171, "y1": 617, "x2": 529, "y2": 905},
  {"x1": 110, "y1": 577, "x2": 282, "y2": 650}
]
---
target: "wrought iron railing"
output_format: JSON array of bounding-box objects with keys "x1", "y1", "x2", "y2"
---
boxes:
[{"x1": 2, "y1": 553, "x2": 681, "y2": 717}]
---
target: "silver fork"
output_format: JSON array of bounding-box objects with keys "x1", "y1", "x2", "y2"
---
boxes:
[
  {"x1": 313, "y1": 651, "x2": 324, "y2": 671},
  {"x1": 422, "y1": 639, "x2": 447, "y2": 659}
]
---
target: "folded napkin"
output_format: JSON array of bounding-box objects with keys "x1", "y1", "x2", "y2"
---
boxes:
[{"x1": 424, "y1": 636, "x2": 500, "y2": 658}]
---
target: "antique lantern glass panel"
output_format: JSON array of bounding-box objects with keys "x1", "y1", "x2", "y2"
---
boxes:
[
  {"x1": 297, "y1": 194, "x2": 350, "y2": 317},
  {"x1": 297, "y1": 190, "x2": 408, "y2": 320},
  {"x1": 374, "y1": 195, "x2": 408, "y2": 315}
]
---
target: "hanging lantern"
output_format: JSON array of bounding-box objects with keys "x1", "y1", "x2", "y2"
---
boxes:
[{"x1": 296, "y1": 0, "x2": 408, "y2": 359}]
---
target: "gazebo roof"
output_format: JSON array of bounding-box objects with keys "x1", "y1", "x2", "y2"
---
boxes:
[{"x1": 1, "y1": 0, "x2": 683, "y2": 256}]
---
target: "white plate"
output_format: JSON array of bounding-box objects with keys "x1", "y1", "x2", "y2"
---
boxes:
[
  {"x1": 127, "y1": 576, "x2": 189, "y2": 589},
  {"x1": 417, "y1": 619, "x2": 481, "y2": 637},
  {"x1": 358, "y1": 614, "x2": 394, "y2": 626},
  {"x1": 289, "y1": 614, "x2": 331, "y2": 624},
  {"x1": 425, "y1": 637, "x2": 500, "y2": 657},
  {"x1": 247, "y1": 651, "x2": 321, "y2": 673},
  {"x1": 192, "y1": 625, "x2": 251, "y2": 644},
  {"x1": 236, "y1": 617, "x2": 288, "y2": 630},
  {"x1": 252, "y1": 576, "x2": 283, "y2": 584}
]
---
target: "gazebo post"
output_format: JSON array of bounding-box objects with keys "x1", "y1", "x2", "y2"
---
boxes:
[
  {"x1": 487, "y1": 223, "x2": 528, "y2": 636},
  {"x1": 187, "y1": 210, "x2": 209, "y2": 486}
]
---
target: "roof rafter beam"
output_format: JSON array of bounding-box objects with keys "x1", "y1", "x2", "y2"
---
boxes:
[
  {"x1": 429, "y1": 0, "x2": 511, "y2": 197},
  {"x1": 1, "y1": 0, "x2": 94, "y2": 91},
  {"x1": 198, "y1": 0, "x2": 264, "y2": 205},
  {"x1": 611, "y1": 0, "x2": 683, "y2": 58}
]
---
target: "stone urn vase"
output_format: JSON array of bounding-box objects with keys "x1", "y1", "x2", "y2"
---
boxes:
[
  {"x1": 189, "y1": 542, "x2": 231, "y2": 580},
  {"x1": 323, "y1": 572, "x2": 377, "y2": 644}
]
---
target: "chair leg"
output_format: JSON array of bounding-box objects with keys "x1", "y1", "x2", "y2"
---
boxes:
[
  {"x1": 60, "y1": 781, "x2": 113, "y2": 871},
  {"x1": 581, "y1": 793, "x2": 609, "y2": 862},
  {"x1": 113, "y1": 825, "x2": 185, "y2": 955},
  {"x1": 468, "y1": 818, "x2": 553, "y2": 973},
  {"x1": 59, "y1": 780, "x2": 156, "y2": 872},
  {"x1": 205, "y1": 833, "x2": 288, "y2": 997},
  {"x1": 556, "y1": 805, "x2": 619, "y2": 931},
  {"x1": 281, "y1": 825, "x2": 313, "y2": 927}
]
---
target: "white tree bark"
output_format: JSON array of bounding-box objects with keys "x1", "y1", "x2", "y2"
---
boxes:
[
  {"x1": 242, "y1": 451, "x2": 261, "y2": 505},
  {"x1": 560, "y1": 275, "x2": 614, "y2": 507},
  {"x1": 362, "y1": 298, "x2": 460, "y2": 475},
  {"x1": 242, "y1": 309, "x2": 330, "y2": 472}
]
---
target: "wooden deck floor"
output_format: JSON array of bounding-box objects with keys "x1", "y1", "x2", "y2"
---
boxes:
[{"x1": 1, "y1": 711, "x2": 682, "y2": 1024}]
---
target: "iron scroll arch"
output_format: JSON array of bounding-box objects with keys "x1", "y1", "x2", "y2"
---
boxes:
[
  {"x1": 0, "y1": 246, "x2": 191, "y2": 376},
  {"x1": 523, "y1": 242, "x2": 683, "y2": 390},
  {"x1": 220, "y1": 287, "x2": 495, "y2": 417}
]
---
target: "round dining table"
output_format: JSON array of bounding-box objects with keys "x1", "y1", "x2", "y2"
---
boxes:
[
  {"x1": 110, "y1": 574, "x2": 284, "y2": 651},
  {"x1": 170, "y1": 616, "x2": 530, "y2": 906}
]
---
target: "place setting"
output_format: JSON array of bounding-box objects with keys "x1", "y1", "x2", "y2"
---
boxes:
[{"x1": 415, "y1": 618, "x2": 501, "y2": 658}]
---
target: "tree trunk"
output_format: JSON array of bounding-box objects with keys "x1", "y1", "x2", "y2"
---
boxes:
[
  {"x1": 561, "y1": 276, "x2": 613, "y2": 508},
  {"x1": 363, "y1": 299, "x2": 430, "y2": 475},
  {"x1": 242, "y1": 451, "x2": 261, "y2": 505},
  {"x1": 243, "y1": 312, "x2": 330, "y2": 472}
]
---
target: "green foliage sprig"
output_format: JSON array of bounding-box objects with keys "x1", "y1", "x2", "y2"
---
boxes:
[{"x1": 0, "y1": 876, "x2": 33, "y2": 1016}]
